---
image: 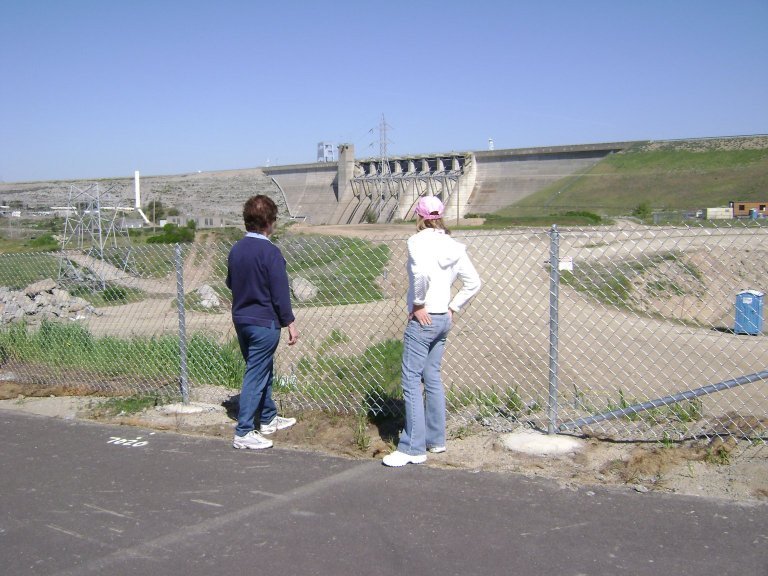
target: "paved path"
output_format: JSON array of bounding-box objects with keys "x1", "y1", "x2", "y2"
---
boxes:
[{"x1": 0, "y1": 410, "x2": 765, "y2": 576}]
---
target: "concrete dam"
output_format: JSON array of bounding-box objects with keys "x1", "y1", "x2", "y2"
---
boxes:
[
  {"x1": 0, "y1": 141, "x2": 635, "y2": 227},
  {"x1": 264, "y1": 141, "x2": 634, "y2": 225}
]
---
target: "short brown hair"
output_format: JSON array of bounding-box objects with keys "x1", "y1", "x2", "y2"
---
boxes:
[{"x1": 242, "y1": 195, "x2": 278, "y2": 232}]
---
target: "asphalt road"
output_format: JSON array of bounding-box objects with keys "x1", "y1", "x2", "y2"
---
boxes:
[{"x1": 0, "y1": 410, "x2": 766, "y2": 576}]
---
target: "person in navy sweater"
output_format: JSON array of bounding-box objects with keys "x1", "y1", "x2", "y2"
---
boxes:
[{"x1": 227, "y1": 195, "x2": 299, "y2": 450}]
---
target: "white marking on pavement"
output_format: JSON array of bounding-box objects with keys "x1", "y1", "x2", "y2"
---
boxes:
[
  {"x1": 83, "y1": 503, "x2": 132, "y2": 518},
  {"x1": 46, "y1": 524, "x2": 86, "y2": 540},
  {"x1": 189, "y1": 499, "x2": 224, "y2": 507},
  {"x1": 106, "y1": 436, "x2": 148, "y2": 447}
]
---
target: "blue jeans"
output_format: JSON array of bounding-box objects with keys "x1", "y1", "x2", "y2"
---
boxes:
[
  {"x1": 397, "y1": 314, "x2": 452, "y2": 456},
  {"x1": 234, "y1": 323, "x2": 281, "y2": 437}
]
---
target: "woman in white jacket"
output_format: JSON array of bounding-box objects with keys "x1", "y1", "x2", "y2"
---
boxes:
[{"x1": 383, "y1": 196, "x2": 481, "y2": 467}]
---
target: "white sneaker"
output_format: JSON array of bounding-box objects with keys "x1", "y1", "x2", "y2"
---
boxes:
[
  {"x1": 260, "y1": 415, "x2": 297, "y2": 435},
  {"x1": 233, "y1": 431, "x2": 273, "y2": 450},
  {"x1": 382, "y1": 450, "x2": 427, "y2": 467},
  {"x1": 428, "y1": 445, "x2": 446, "y2": 454}
]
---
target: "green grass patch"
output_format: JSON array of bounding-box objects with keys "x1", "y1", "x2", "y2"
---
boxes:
[
  {"x1": 465, "y1": 211, "x2": 609, "y2": 228},
  {"x1": 607, "y1": 390, "x2": 642, "y2": 421},
  {"x1": 0, "y1": 321, "x2": 245, "y2": 389},
  {"x1": 281, "y1": 235, "x2": 390, "y2": 305},
  {"x1": 146, "y1": 223, "x2": 195, "y2": 244},
  {"x1": 668, "y1": 398, "x2": 703, "y2": 423},
  {"x1": 68, "y1": 283, "x2": 145, "y2": 307},
  {"x1": 599, "y1": 391, "x2": 704, "y2": 425},
  {"x1": 352, "y1": 413, "x2": 372, "y2": 451},
  {"x1": 560, "y1": 250, "x2": 704, "y2": 308},
  {"x1": 29, "y1": 234, "x2": 59, "y2": 250},
  {"x1": 504, "y1": 144, "x2": 768, "y2": 217},
  {"x1": 293, "y1": 338, "x2": 403, "y2": 414},
  {"x1": 317, "y1": 329, "x2": 350, "y2": 355},
  {"x1": 446, "y1": 384, "x2": 531, "y2": 419},
  {"x1": 92, "y1": 394, "x2": 169, "y2": 417},
  {"x1": 104, "y1": 245, "x2": 177, "y2": 278},
  {"x1": 0, "y1": 252, "x2": 61, "y2": 289},
  {"x1": 705, "y1": 443, "x2": 732, "y2": 465},
  {"x1": 561, "y1": 268, "x2": 633, "y2": 305}
]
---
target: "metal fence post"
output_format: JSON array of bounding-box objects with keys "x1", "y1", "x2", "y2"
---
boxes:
[
  {"x1": 175, "y1": 243, "x2": 190, "y2": 403},
  {"x1": 548, "y1": 224, "x2": 560, "y2": 434}
]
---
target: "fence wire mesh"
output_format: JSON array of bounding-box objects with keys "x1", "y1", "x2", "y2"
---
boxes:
[{"x1": 0, "y1": 223, "x2": 766, "y2": 445}]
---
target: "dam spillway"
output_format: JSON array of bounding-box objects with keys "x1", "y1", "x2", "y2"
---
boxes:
[{"x1": 264, "y1": 141, "x2": 634, "y2": 225}]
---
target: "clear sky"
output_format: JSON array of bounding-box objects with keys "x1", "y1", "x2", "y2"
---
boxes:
[{"x1": 1, "y1": 0, "x2": 766, "y2": 182}]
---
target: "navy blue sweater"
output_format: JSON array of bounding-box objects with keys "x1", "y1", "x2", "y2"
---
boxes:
[{"x1": 226, "y1": 235, "x2": 295, "y2": 328}]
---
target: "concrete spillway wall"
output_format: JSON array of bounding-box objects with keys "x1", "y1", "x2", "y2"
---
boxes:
[
  {"x1": 263, "y1": 162, "x2": 339, "y2": 225},
  {"x1": 468, "y1": 142, "x2": 634, "y2": 214},
  {"x1": 343, "y1": 154, "x2": 474, "y2": 225}
]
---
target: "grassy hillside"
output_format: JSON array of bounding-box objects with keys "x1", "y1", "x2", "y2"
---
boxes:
[{"x1": 500, "y1": 137, "x2": 768, "y2": 217}]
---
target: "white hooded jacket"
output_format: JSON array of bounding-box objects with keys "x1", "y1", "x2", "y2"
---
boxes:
[{"x1": 406, "y1": 228, "x2": 481, "y2": 314}]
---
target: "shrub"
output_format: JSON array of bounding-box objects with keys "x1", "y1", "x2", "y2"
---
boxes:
[
  {"x1": 29, "y1": 234, "x2": 59, "y2": 250},
  {"x1": 146, "y1": 223, "x2": 195, "y2": 244}
]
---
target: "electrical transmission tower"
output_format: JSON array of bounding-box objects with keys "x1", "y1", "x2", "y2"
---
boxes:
[
  {"x1": 375, "y1": 113, "x2": 393, "y2": 219},
  {"x1": 58, "y1": 183, "x2": 135, "y2": 289},
  {"x1": 379, "y1": 113, "x2": 391, "y2": 175}
]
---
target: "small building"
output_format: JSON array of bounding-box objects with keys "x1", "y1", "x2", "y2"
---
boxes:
[
  {"x1": 118, "y1": 218, "x2": 145, "y2": 230},
  {"x1": 50, "y1": 206, "x2": 77, "y2": 218},
  {"x1": 317, "y1": 142, "x2": 335, "y2": 162},
  {"x1": 704, "y1": 207, "x2": 733, "y2": 220},
  {"x1": 730, "y1": 201, "x2": 767, "y2": 218},
  {"x1": 166, "y1": 214, "x2": 229, "y2": 228}
]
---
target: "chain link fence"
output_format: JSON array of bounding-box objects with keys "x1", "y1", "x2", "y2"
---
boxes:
[{"x1": 0, "y1": 223, "x2": 766, "y2": 445}]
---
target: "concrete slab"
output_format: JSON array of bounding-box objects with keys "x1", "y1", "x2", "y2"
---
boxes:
[
  {"x1": 500, "y1": 428, "x2": 584, "y2": 455},
  {"x1": 156, "y1": 401, "x2": 225, "y2": 415},
  {"x1": 0, "y1": 396, "x2": 99, "y2": 419}
]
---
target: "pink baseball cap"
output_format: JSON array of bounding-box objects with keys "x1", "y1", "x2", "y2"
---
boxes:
[{"x1": 415, "y1": 196, "x2": 444, "y2": 220}]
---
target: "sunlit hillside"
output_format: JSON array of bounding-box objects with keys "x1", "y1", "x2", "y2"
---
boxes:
[{"x1": 501, "y1": 136, "x2": 768, "y2": 217}]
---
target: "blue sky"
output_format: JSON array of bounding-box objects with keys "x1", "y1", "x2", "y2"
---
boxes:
[{"x1": 1, "y1": 0, "x2": 766, "y2": 182}]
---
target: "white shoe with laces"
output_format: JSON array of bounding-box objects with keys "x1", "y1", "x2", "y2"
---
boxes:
[
  {"x1": 428, "y1": 445, "x2": 446, "y2": 454},
  {"x1": 382, "y1": 450, "x2": 427, "y2": 467},
  {"x1": 233, "y1": 430, "x2": 273, "y2": 450},
  {"x1": 260, "y1": 415, "x2": 297, "y2": 435}
]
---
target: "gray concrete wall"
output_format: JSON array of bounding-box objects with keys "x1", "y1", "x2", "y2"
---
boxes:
[
  {"x1": 468, "y1": 143, "x2": 634, "y2": 214},
  {"x1": 264, "y1": 162, "x2": 339, "y2": 225}
]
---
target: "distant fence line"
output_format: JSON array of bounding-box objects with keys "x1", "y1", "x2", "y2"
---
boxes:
[{"x1": 0, "y1": 223, "x2": 766, "y2": 444}]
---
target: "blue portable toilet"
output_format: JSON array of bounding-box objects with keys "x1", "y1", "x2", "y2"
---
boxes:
[{"x1": 734, "y1": 290, "x2": 764, "y2": 335}]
